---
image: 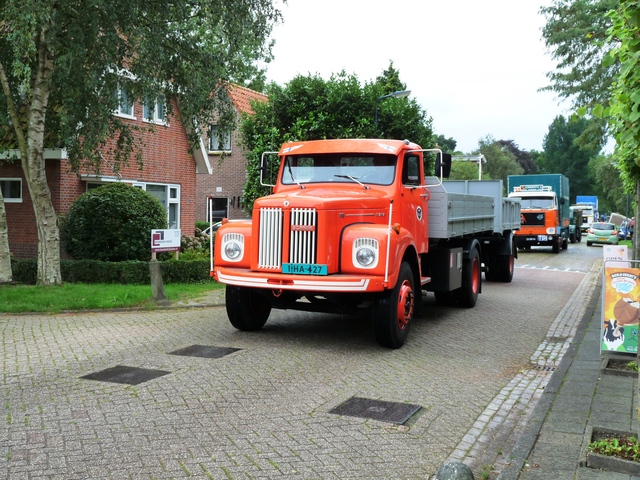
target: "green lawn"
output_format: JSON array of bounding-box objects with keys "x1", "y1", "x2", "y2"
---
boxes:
[{"x1": 0, "y1": 281, "x2": 224, "y2": 314}]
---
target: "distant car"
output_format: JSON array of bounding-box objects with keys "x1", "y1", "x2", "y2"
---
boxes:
[
  {"x1": 201, "y1": 221, "x2": 222, "y2": 236},
  {"x1": 618, "y1": 221, "x2": 633, "y2": 240},
  {"x1": 586, "y1": 222, "x2": 619, "y2": 246}
]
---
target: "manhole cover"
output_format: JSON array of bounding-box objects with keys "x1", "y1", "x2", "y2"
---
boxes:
[
  {"x1": 168, "y1": 345, "x2": 241, "y2": 358},
  {"x1": 329, "y1": 397, "x2": 421, "y2": 425},
  {"x1": 81, "y1": 365, "x2": 171, "y2": 385}
]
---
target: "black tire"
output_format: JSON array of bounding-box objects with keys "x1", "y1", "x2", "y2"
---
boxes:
[
  {"x1": 561, "y1": 236, "x2": 568, "y2": 250},
  {"x1": 373, "y1": 262, "x2": 415, "y2": 348},
  {"x1": 552, "y1": 237, "x2": 560, "y2": 253},
  {"x1": 452, "y1": 247, "x2": 481, "y2": 308},
  {"x1": 226, "y1": 286, "x2": 271, "y2": 331},
  {"x1": 496, "y1": 254, "x2": 514, "y2": 283},
  {"x1": 587, "y1": 241, "x2": 593, "y2": 247},
  {"x1": 570, "y1": 232, "x2": 576, "y2": 243}
]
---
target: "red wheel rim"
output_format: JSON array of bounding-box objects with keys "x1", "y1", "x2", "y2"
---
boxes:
[
  {"x1": 396, "y1": 280, "x2": 414, "y2": 330},
  {"x1": 471, "y1": 258, "x2": 480, "y2": 293}
]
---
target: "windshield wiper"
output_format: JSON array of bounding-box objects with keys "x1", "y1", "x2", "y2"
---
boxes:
[
  {"x1": 334, "y1": 174, "x2": 369, "y2": 190},
  {"x1": 286, "y1": 160, "x2": 305, "y2": 189}
]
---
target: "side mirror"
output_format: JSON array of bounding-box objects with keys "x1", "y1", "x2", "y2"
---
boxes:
[
  {"x1": 435, "y1": 153, "x2": 452, "y2": 178},
  {"x1": 560, "y1": 197, "x2": 566, "y2": 205}
]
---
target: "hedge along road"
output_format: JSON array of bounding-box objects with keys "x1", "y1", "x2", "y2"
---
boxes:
[{"x1": 1, "y1": 242, "x2": 600, "y2": 480}]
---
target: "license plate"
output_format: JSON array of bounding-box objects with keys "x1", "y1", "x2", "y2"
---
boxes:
[
  {"x1": 282, "y1": 263, "x2": 328, "y2": 275},
  {"x1": 537, "y1": 235, "x2": 549, "y2": 241},
  {"x1": 598, "y1": 237, "x2": 608, "y2": 241}
]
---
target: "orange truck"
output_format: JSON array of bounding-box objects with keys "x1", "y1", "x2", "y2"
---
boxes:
[
  {"x1": 211, "y1": 139, "x2": 521, "y2": 348},
  {"x1": 507, "y1": 174, "x2": 570, "y2": 253}
]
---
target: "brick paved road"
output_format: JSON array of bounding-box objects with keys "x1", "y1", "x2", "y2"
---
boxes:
[{"x1": 1, "y1": 260, "x2": 598, "y2": 479}]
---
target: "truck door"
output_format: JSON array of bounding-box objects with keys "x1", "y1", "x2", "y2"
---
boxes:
[{"x1": 400, "y1": 153, "x2": 428, "y2": 253}]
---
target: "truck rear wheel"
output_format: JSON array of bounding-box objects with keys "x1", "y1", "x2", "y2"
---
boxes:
[
  {"x1": 453, "y1": 247, "x2": 481, "y2": 308},
  {"x1": 226, "y1": 286, "x2": 271, "y2": 331},
  {"x1": 497, "y1": 254, "x2": 514, "y2": 283},
  {"x1": 373, "y1": 262, "x2": 414, "y2": 348}
]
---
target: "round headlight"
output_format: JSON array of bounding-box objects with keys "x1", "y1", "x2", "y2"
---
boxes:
[
  {"x1": 356, "y1": 246, "x2": 376, "y2": 267},
  {"x1": 224, "y1": 241, "x2": 242, "y2": 260},
  {"x1": 546, "y1": 228, "x2": 555, "y2": 235}
]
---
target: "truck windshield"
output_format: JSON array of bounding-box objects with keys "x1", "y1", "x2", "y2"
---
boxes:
[
  {"x1": 519, "y1": 198, "x2": 555, "y2": 209},
  {"x1": 281, "y1": 154, "x2": 396, "y2": 186}
]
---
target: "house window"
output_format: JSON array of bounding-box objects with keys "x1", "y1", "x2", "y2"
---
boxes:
[
  {"x1": 0, "y1": 178, "x2": 22, "y2": 203},
  {"x1": 85, "y1": 181, "x2": 180, "y2": 229},
  {"x1": 207, "y1": 197, "x2": 228, "y2": 222},
  {"x1": 144, "y1": 95, "x2": 166, "y2": 123},
  {"x1": 145, "y1": 183, "x2": 180, "y2": 229},
  {"x1": 114, "y1": 85, "x2": 134, "y2": 117},
  {"x1": 209, "y1": 125, "x2": 231, "y2": 152}
]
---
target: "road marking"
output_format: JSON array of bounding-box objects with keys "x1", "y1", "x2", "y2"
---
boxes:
[{"x1": 515, "y1": 265, "x2": 586, "y2": 274}]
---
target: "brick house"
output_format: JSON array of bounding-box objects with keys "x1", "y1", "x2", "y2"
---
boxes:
[
  {"x1": 197, "y1": 83, "x2": 268, "y2": 224},
  {"x1": 0, "y1": 96, "x2": 212, "y2": 258}
]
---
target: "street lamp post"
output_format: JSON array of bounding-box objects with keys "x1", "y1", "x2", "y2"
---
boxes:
[{"x1": 374, "y1": 90, "x2": 411, "y2": 124}]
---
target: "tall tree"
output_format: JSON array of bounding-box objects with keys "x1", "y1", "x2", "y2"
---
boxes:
[
  {"x1": 240, "y1": 68, "x2": 435, "y2": 211},
  {"x1": 0, "y1": 0, "x2": 282, "y2": 285},
  {"x1": 474, "y1": 135, "x2": 524, "y2": 186},
  {"x1": 434, "y1": 134, "x2": 457, "y2": 154},
  {"x1": 540, "y1": 0, "x2": 618, "y2": 149},
  {"x1": 498, "y1": 140, "x2": 536, "y2": 174},
  {"x1": 539, "y1": 115, "x2": 601, "y2": 201}
]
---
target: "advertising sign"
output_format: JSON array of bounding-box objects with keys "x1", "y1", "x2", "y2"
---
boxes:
[
  {"x1": 602, "y1": 256, "x2": 640, "y2": 354},
  {"x1": 151, "y1": 229, "x2": 181, "y2": 253}
]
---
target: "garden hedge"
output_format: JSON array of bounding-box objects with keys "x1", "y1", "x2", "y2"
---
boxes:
[{"x1": 11, "y1": 258, "x2": 212, "y2": 285}]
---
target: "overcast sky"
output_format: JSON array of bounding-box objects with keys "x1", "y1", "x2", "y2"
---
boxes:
[{"x1": 264, "y1": 0, "x2": 569, "y2": 154}]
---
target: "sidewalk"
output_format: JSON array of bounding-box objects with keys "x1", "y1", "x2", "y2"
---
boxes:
[{"x1": 498, "y1": 271, "x2": 640, "y2": 479}]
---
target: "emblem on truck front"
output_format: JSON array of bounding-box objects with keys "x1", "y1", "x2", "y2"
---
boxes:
[
  {"x1": 291, "y1": 224, "x2": 316, "y2": 232},
  {"x1": 416, "y1": 207, "x2": 423, "y2": 221}
]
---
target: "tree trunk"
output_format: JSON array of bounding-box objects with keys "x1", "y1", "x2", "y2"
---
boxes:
[
  {"x1": 22, "y1": 25, "x2": 62, "y2": 286},
  {"x1": 0, "y1": 188, "x2": 13, "y2": 283}
]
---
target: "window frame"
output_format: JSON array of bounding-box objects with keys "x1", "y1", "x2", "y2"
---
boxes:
[
  {"x1": 143, "y1": 95, "x2": 167, "y2": 124},
  {"x1": 208, "y1": 125, "x2": 232, "y2": 152},
  {"x1": 114, "y1": 85, "x2": 135, "y2": 119},
  {"x1": 85, "y1": 180, "x2": 180, "y2": 229},
  {"x1": 0, "y1": 178, "x2": 22, "y2": 203}
]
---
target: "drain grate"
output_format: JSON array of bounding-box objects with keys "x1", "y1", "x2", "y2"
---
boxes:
[
  {"x1": 531, "y1": 364, "x2": 556, "y2": 372},
  {"x1": 168, "y1": 345, "x2": 241, "y2": 359},
  {"x1": 81, "y1": 365, "x2": 171, "y2": 385},
  {"x1": 329, "y1": 397, "x2": 421, "y2": 425}
]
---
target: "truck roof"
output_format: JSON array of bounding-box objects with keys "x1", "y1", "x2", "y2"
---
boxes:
[{"x1": 279, "y1": 139, "x2": 421, "y2": 156}]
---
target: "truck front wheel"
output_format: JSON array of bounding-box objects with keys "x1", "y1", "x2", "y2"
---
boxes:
[
  {"x1": 453, "y1": 247, "x2": 481, "y2": 308},
  {"x1": 226, "y1": 286, "x2": 271, "y2": 331},
  {"x1": 373, "y1": 262, "x2": 414, "y2": 349}
]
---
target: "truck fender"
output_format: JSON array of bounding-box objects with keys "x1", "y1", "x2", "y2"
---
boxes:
[{"x1": 340, "y1": 223, "x2": 416, "y2": 288}]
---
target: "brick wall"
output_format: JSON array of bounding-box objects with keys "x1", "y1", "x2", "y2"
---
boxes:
[
  {"x1": 2, "y1": 98, "x2": 199, "y2": 258},
  {"x1": 196, "y1": 127, "x2": 252, "y2": 222}
]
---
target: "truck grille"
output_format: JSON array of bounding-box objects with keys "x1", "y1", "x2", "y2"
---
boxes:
[
  {"x1": 521, "y1": 212, "x2": 546, "y2": 226},
  {"x1": 258, "y1": 208, "x2": 283, "y2": 269},
  {"x1": 258, "y1": 207, "x2": 318, "y2": 269},
  {"x1": 289, "y1": 208, "x2": 317, "y2": 264}
]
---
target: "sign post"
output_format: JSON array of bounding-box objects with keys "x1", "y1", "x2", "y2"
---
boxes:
[{"x1": 149, "y1": 229, "x2": 181, "y2": 304}]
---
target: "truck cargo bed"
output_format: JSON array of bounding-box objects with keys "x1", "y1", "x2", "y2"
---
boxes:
[{"x1": 427, "y1": 178, "x2": 521, "y2": 239}]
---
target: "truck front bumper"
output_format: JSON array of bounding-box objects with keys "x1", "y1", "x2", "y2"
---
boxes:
[{"x1": 212, "y1": 267, "x2": 387, "y2": 292}]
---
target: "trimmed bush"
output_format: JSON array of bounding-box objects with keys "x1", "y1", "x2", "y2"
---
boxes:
[
  {"x1": 62, "y1": 183, "x2": 167, "y2": 261},
  {"x1": 11, "y1": 258, "x2": 212, "y2": 285}
]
